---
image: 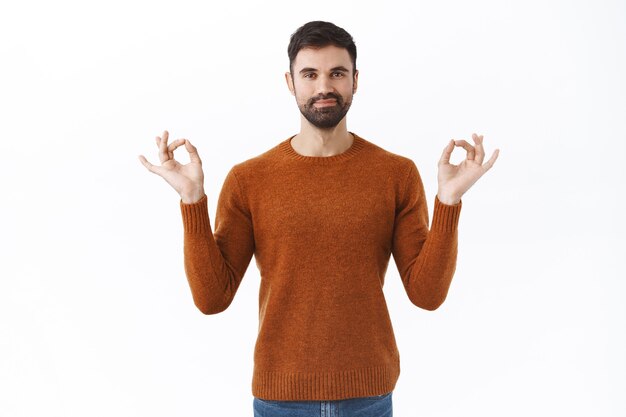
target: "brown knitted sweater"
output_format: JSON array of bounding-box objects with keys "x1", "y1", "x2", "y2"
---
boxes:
[{"x1": 179, "y1": 132, "x2": 462, "y2": 401}]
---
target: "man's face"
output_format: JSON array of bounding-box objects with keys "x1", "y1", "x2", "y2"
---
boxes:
[{"x1": 286, "y1": 45, "x2": 358, "y2": 129}]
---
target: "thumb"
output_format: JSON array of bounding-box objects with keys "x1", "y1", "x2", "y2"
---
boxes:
[
  {"x1": 438, "y1": 139, "x2": 454, "y2": 166},
  {"x1": 185, "y1": 139, "x2": 202, "y2": 164}
]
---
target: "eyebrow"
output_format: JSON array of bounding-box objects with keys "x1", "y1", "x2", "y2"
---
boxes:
[{"x1": 299, "y1": 66, "x2": 350, "y2": 74}]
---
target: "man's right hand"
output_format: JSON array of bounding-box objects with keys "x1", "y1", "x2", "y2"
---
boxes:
[{"x1": 138, "y1": 130, "x2": 206, "y2": 204}]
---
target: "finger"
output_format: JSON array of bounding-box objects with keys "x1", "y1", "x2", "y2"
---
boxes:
[
  {"x1": 454, "y1": 139, "x2": 475, "y2": 160},
  {"x1": 438, "y1": 139, "x2": 455, "y2": 165},
  {"x1": 158, "y1": 130, "x2": 170, "y2": 164},
  {"x1": 481, "y1": 149, "x2": 500, "y2": 172},
  {"x1": 155, "y1": 130, "x2": 169, "y2": 145},
  {"x1": 472, "y1": 133, "x2": 485, "y2": 164},
  {"x1": 138, "y1": 155, "x2": 164, "y2": 176},
  {"x1": 167, "y1": 138, "x2": 186, "y2": 151},
  {"x1": 185, "y1": 139, "x2": 202, "y2": 164},
  {"x1": 166, "y1": 138, "x2": 183, "y2": 159}
]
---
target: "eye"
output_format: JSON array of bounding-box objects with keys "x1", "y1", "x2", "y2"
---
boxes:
[
  {"x1": 332, "y1": 71, "x2": 345, "y2": 78},
  {"x1": 303, "y1": 73, "x2": 316, "y2": 79}
]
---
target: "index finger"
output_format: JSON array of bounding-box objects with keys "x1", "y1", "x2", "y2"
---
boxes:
[{"x1": 454, "y1": 139, "x2": 476, "y2": 160}]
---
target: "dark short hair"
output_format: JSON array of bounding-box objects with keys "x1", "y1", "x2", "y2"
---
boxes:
[{"x1": 287, "y1": 21, "x2": 357, "y2": 75}]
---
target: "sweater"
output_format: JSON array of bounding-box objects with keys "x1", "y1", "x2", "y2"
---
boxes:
[{"x1": 179, "y1": 132, "x2": 462, "y2": 401}]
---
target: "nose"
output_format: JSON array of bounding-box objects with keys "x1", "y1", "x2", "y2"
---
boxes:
[{"x1": 315, "y1": 74, "x2": 335, "y2": 96}]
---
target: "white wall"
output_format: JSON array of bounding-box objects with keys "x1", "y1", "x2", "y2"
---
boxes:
[{"x1": 1, "y1": 0, "x2": 624, "y2": 416}]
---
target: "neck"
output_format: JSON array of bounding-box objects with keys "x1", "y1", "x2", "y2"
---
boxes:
[{"x1": 291, "y1": 118, "x2": 353, "y2": 157}]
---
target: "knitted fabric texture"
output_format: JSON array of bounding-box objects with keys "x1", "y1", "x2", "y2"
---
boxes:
[{"x1": 179, "y1": 132, "x2": 462, "y2": 401}]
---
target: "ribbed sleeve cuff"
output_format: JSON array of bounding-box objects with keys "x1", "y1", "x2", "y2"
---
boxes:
[
  {"x1": 431, "y1": 195, "x2": 462, "y2": 232},
  {"x1": 180, "y1": 194, "x2": 211, "y2": 234}
]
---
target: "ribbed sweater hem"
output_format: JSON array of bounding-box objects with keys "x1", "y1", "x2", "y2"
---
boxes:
[{"x1": 251, "y1": 363, "x2": 399, "y2": 401}]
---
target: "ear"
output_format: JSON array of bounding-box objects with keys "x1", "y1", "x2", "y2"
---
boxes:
[
  {"x1": 352, "y1": 69, "x2": 359, "y2": 94},
  {"x1": 285, "y1": 71, "x2": 295, "y2": 96}
]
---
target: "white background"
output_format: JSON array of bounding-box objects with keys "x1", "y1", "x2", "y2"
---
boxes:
[{"x1": 1, "y1": 0, "x2": 624, "y2": 416}]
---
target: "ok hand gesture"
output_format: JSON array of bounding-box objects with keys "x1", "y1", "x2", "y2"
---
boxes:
[
  {"x1": 138, "y1": 130, "x2": 206, "y2": 204},
  {"x1": 436, "y1": 133, "x2": 499, "y2": 205}
]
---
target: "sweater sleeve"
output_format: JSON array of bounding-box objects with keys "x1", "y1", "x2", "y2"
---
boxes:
[
  {"x1": 391, "y1": 160, "x2": 462, "y2": 311},
  {"x1": 179, "y1": 166, "x2": 255, "y2": 314}
]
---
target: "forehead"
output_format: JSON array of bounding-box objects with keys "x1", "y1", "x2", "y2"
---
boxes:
[{"x1": 292, "y1": 45, "x2": 353, "y2": 72}]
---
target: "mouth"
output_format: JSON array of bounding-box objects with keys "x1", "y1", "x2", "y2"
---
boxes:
[{"x1": 313, "y1": 99, "x2": 338, "y2": 107}]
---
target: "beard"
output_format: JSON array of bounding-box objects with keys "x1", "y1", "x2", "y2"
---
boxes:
[{"x1": 297, "y1": 91, "x2": 352, "y2": 129}]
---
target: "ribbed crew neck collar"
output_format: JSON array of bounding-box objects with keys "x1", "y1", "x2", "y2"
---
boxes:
[{"x1": 279, "y1": 132, "x2": 366, "y2": 163}]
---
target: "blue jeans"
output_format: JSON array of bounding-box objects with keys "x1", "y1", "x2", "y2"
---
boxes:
[{"x1": 253, "y1": 391, "x2": 392, "y2": 417}]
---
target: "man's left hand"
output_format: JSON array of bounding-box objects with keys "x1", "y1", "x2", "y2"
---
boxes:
[{"x1": 436, "y1": 133, "x2": 499, "y2": 205}]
